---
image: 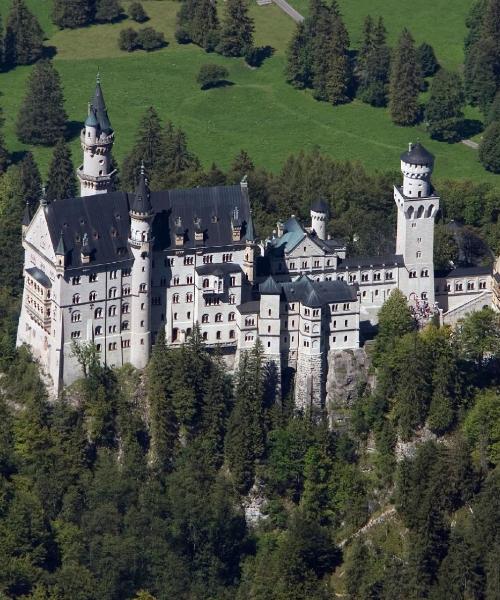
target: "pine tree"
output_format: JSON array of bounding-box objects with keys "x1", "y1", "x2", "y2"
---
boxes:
[
  {"x1": 357, "y1": 15, "x2": 374, "y2": 75},
  {"x1": 389, "y1": 29, "x2": 421, "y2": 125},
  {"x1": 121, "y1": 106, "x2": 166, "y2": 189},
  {"x1": 4, "y1": 0, "x2": 44, "y2": 67},
  {"x1": 151, "y1": 122, "x2": 200, "y2": 189},
  {"x1": 16, "y1": 60, "x2": 67, "y2": 145},
  {"x1": 464, "y1": 0, "x2": 488, "y2": 54},
  {"x1": 425, "y1": 70, "x2": 465, "y2": 142},
  {"x1": 227, "y1": 149, "x2": 254, "y2": 182},
  {"x1": 45, "y1": 139, "x2": 77, "y2": 202},
  {"x1": 216, "y1": 0, "x2": 254, "y2": 57},
  {"x1": 52, "y1": 0, "x2": 93, "y2": 29},
  {"x1": 479, "y1": 121, "x2": 500, "y2": 173},
  {"x1": 487, "y1": 90, "x2": 500, "y2": 124},
  {"x1": 464, "y1": 38, "x2": 498, "y2": 111},
  {"x1": 95, "y1": 0, "x2": 123, "y2": 23}
]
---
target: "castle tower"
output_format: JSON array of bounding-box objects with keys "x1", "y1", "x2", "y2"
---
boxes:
[
  {"x1": 395, "y1": 142, "x2": 440, "y2": 305},
  {"x1": 310, "y1": 199, "x2": 328, "y2": 240},
  {"x1": 128, "y1": 164, "x2": 153, "y2": 369},
  {"x1": 77, "y1": 74, "x2": 116, "y2": 196}
]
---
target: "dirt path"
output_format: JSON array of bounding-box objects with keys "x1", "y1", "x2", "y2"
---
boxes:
[
  {"x1": 339, "y1": 507, "x2": 397, "y2": 548},
  {"x1": 272, "y1": 0, "x2": 304, "y2": 23}
]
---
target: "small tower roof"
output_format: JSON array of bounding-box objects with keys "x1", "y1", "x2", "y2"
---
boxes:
[
  {"x1": 22, "y1": 201, "x2": 32, "y2": 226},
  {"x1": 90, "y1": 73, "x2": 113, "y2": 135},
  {"x1": 311, "y1": 198, "x2": 329, "y2": 213},
  {"x1": 400, "y1": 142, "x2": 434, "y2": 166},
  {"x1": 56, "y1": 230, "x2": 67, "y2": 255},
  {"x1": 131, "y1": 163, "x2": 152, "y2": 215},
  {"x1": 85, "y1": 108, "x2": 99, "y2": 128},
  {"x1": 260, "y1": 275, "x2": 281, "y2": 295}
]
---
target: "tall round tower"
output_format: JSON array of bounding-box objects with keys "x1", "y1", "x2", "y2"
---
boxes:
[
  {"x1": 77, "y1": 74, "x2": 116, "y2": 196},
  {"x1": 400, "y1": 142, "x2": 434, "y2": 198},
  {"x1": 129, "y1": 164, "x2": 154, "y2": 369},
  {"x1": 310, "y1": 199, "x2": 329, "y2": 240}
]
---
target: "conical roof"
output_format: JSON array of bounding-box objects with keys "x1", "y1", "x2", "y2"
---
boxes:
[
  {"x1": 90, "y1": 74, "x2": 113, "y2": 134},
  {"x1": 56, "y1": 230, "x2": 67, "y2": 255},
  {"x1": 131, "y1": 163, "x2": 152, "y2": 215},
  {"x1": 245, "y1": 210, "x2": 255, "y2": 241},
  {"x1": 400, "y1": 142, "x2": 434, "y2": 166},
  {"x1": 260, "y1": 275, "x2": 281, "y2": 295},
  {"x1": 22, "y1": 201, "x2": 32, "y2": 226},
  {"x1": 311, "y1": 198, "x2": 329, "y2": 213}
]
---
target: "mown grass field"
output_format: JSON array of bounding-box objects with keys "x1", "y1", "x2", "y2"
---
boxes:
[{"x1": 0, "y1": 0, "x2": 496, "y2": 186}]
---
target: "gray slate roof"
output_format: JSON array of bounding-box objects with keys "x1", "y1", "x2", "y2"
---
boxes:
[
  {"x1": 89, "y1": 78, "x2": 113, "y2": 134},
  {"x1": 311, "y1": 199, "x2": 329, "y2": 213},
  {"x1": 435, "y1": 265, "x2": 492, "y2": 279},
  {"x1": 196, "y1": 263, "x2": 242, "y2": 276},
  {"x1": 26, "y1": 266, "x2": 51, "y2": 288},
  {"x1": 258, "y1": 274, "x2": 358, "y2": 308},
  {"x1": 340, "y1": 254, "x2": 404, "y2": 269},
  {"x1": 43, "y1": 184, "x2": 252, "y2": 269}
]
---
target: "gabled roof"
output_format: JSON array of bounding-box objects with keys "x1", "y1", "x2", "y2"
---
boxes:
[
  {"x1": 400, "y1": 142, "x2": 434, "y2": 166},
  {"x1": 281, "y1": 275, "x2": 358, "y2": 308},
  {"x1": 267, "y1": 217, "x2": 306, "y2": 256}
]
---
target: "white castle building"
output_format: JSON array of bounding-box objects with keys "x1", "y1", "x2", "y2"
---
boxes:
[{"x1": 17, "y1": 78, "x2": 495, "y2": 407}]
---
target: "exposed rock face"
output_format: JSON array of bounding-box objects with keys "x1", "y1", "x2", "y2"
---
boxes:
[
  {"x1": 326, "y1": 348, "x2": 373, "y2": 428},
  {"x1": 395, "y1": 426, "x2": 438, "y2": 461},
  {"x1": 243, "y1": 480, "x2": 268, "y2": 526}
]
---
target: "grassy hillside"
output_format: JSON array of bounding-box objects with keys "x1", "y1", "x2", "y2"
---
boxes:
[
  {"x1": 289, "y1": 0, "x2": 474, "y2": 71},
  {"x1": 0, "y1": 0, "x2": 494, "y2": 186}
]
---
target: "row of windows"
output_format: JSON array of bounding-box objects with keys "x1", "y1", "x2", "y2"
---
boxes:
[
  {"x1": 73, "y1": 286, "x2": 134, "y2": 304},
  {"x1": 409, "y1": 269, "x2": 429, "y2": 279},
  {"x1": 201, "y1": 312, "x2": 236, "y2": 323},
  {"x1": 445, "y1": 280, "x2": 487, "y2": 293},
  {"x1": 27, "y1": 277, "x2": 51, "y2": 297},
  {"x1": 71, "y1": 270, "x2": 129, "y2": 286},
  {"x1": 356, "y1": 272, "x2": 393, "y2": 283},
  {"x1": 361, "y1": 289, "x2": 392, "y2": 298}
]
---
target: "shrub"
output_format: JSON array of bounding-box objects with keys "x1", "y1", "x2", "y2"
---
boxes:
[
  {"x1": 129, "y1": 1, "x2": 148, "y2": 22},
  {"x1": 197, "y1": 64, "x2": 229, "y2": 89},
  {"x1": 479, "y1": 121, "x2": 500, "y2": 173},
  {"x1": 137, "y1": 27, "x2": 166, "y2": 51},
  {"x1": 119, "y1": 28, "x2": 139, "y2": 51},
  {"x1": 175, "y1": 28, "x2": 191, "y2": 44}
]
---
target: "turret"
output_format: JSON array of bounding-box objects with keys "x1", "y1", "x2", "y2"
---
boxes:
[
  {"x1": 310, "y1": 199, "x2": 328, "y2": 240},
  {"x1": 55, "y1": 230, "x2": 67, "y2": 271},
  {"x1": 77, "y1": 73, "x2": 116, "y2": 197},
  {"x1": 400, "y1": 142, "x2": 434, "y2": 198},
  {"x1": 128, "y1": 164, "x2": 153, "y2": 369}
]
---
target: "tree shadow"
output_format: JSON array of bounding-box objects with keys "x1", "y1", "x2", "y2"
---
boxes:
[
  {"x1": 201, "y1": 80, "x2": 234, "y2": 91},
  {"x1": 42, "y1": 45, "x2": 57, "y2": 60},
  {"x1": 246, "y1": 45, "x2": 275, "y2": 68},
  {"x1": 458, "y1": 119, "x2": 483, "y2": 139},
  {"x1": 10, "y1": 150, "x2": 29, "y2": 165},
  {"x1": 66, "y1": 120, "x2": 83, "y2": 141}
]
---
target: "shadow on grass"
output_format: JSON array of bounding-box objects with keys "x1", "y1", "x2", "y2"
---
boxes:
[
  {"x1": 42, "y1": 46, "x2": 58, "y2": 60},
  {"x1": 201, "y1": 80, "x2": 234, "y2": 91},
  {"x1": 10, "y1": 150, "x2": 29, "y2": 165},
  {"x1": 459, "y1": 119, "x2": 483, "y2": 139},
  {"x1": 66, "y1": 121, "x2": 83, "y2": 141}
]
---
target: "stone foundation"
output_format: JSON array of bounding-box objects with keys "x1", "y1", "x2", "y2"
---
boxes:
[{"x1": 294, "y1": 352, "x2": 324, "y2": 411}]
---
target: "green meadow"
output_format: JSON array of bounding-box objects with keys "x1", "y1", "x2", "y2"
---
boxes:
[{"x1": 0, "y1": 0, "x2": 496, "y2": 186}]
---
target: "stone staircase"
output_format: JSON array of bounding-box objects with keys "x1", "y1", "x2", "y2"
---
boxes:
[{"x1": 442, "y1": 291, "x2": 492, "y2": 325}]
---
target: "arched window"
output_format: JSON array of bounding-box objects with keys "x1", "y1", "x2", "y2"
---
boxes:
[
  {"x1": 406, "y1": 206, "x2": 414, "y2": 219},
  {"x1": 108, "y1": 287, "x2": 117, "y2": 299},
  {"x1": 215, "y1": 313, "x2": 222, "y2": 322},
  {"x1": 95, "y1": 325, "x2": 102, "y2": 335},
  {"x1": 417, "y1": 205, "x2": 425, "y2": 218},
  {"x1": 95, "y1": 307, "x2": 103, "y2": 319},
  {"x1": 122, "y1": 321, "x2": 129, "y2": 330},
  {"x1": 202, "y1": 331, "x2": 208, "y2": 340},
  {"x1": 108, "y1": 305, "x2": 116, "y2": 317},
  {"x1": 122, "y1": 286, "x2": 130, "y2": 296},
  {"x1": 173, "y1": 294, "x2": 179, "y2": 304},
  {"x1": 216, "y1": 330, "x2": 221, "y2": 340},
  {"x1": 186, "y1": 292, "x2": 193, "y2": 303},
  {"x1": 71, "y1": 311, "x2": 81, "y2": 323},
  {"x1": 229, "y1": 294, "x2": 236, "y2": 304},
  {"x1": 203, "y1": 278, "x2": 210, "y2": 288},
  {"x1": 426, "y1": 204, "x2": 434, "y2": 217},
  {"x1": 202, "y1": 314, "x2": 209, "y2": 323},
  {"x1": 409, "y1": 270, "x2": 417, "y2": 279},
  {"x1": 139, "y1": 283, "x2": 146, "y2": 292},
  {"x1": 72, "y1": 293, "x2": 80, "y2": 304},
  {"x1": 122, "y1": 303, "x2": 129, "y2": 314},
  {"x1": 229, "y1": 329, "x2": 235, "y2": 339},
  {"x1": 89, "y1": 291, "x2": 97, "y2": 302},
  {"x1": 228, "y1": 312, "x2": 235, "y2": 321}
]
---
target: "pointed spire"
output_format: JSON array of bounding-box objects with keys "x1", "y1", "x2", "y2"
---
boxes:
[
  {"x1": 40, "y1": 186, "x2": 48, "y2": 207},
  {"x1": 22, "y1": 200, "x2": 32, "y2": 226},
  {"x1": 245, "y1": 210, "x2": 255, "y2": 242},
  {"x1": 56, "y1": 230, "x2": 67, "y2": 255},
  {"x1": 90, "y1": 71, "x2": 113, "y2": 134},
  {"x1": 131, "y1": 161, "x2": 152, "y2": 215}
]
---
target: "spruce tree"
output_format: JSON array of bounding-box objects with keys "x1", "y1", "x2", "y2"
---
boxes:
[
  {"x1": 95, "y1": 0, "x2": 124, "y2": 23},
  {"x1": 425, "y1": 70, "x2": 465, "y2": 142},
  {"x1": 358, "y1": 16, "x2": 391, "y2": 106},
  {"x1": 464, "y1": 38, "x2": 498, "y2": 112},
  {"x1": 52, "y1": 0, "x2": 93, "y2": 29},
  {"x1": 227, "y1": 149, "x2": 254, "y2": 182},
  {"x1": 216, "y1": 0, "x2": 254, "y2": 57},
  {"x1": 16, "y1": 60, "x2": 67, "y2": 145},
  {"x1": 285, "y1": 22, "x2": 312, "y2": 89},
  {"x1": 389, "y1": 29, "x2": 421, "y2": 125},
  {"x1": 487, "y1": 90, "x2": 500, "y2": 124},
  {"x1": 479, "y1": 121, "x2": 500, "y2": 173},
  {"x1": 4, "y1": 0, "x2": 44, "y2": 67},
  {"x1": 45, "y1": 139, "x2": 77, "y2": 202},
  {"x1": 0, "y1": 108, "x2": 9, "y2": 174},
  {"x1": 18, "y1": 151, "x2": 42, "y2": 207},
  {"x1": 190, "y1": 0, "x2": 219, "y2": 50},
  {"x1": 121, "y1": 106, "x2": 166, "y2": 189},
  {"x1": 357, "y1": 15, "x2": 374, "y2": 75}
]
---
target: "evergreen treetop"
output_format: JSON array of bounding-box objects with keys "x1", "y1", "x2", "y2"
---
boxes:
[
  {"x1": 389, "y1": 28, "x2": 421, "y2": 125},
  {"x1": 52, "y1": 0, "x2": 93, "y2": 29},
  {"x1": 4, "y1": 0, "x2": 44, "y2": 67},
  {"x1": 216, "y1": 0, "x2": 254, "y2": 57},
  {"x1": 45, "y1": 138, "x2": 77, "y2": 202}
]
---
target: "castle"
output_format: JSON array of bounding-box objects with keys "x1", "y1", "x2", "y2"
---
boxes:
[{"x1": 17, "y1": 78, "x2": 495, "y2": 407}]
